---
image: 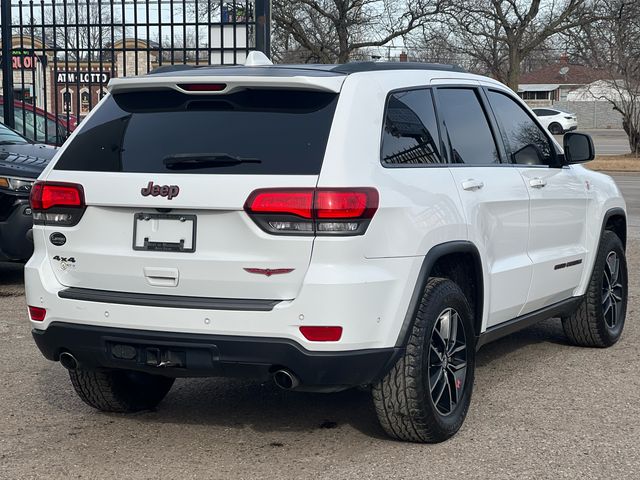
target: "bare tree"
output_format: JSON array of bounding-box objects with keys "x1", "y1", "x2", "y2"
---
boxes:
[
  {"x1": 568, "y1": 0, "x2": 640, "y2": 154},
  {"x1": 404, "y1": 26, "x2": 489, "y2": 72},
  {"x1": 44, "y1": 2, "x2": 120, "y2": 61},
  {"x1": 186, "y1": 0, "x2": 221, "y2": 22},
  {"x1": 272, "y1": 0, "x2": 447, "y2": 64},
  {"x1": 443, "y1": 0, "x2": 598, "y2": 90}
]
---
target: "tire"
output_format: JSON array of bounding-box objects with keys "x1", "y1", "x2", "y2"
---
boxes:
[
  {"x1": 372, "y1": 277, "x2": 475, "y2": 443},
  {"x1": 562, "y1": 230, "x2": 628, "y2": 347},
  {"x1": 69, "y1": 368, "x2": 175, "y2": 413},
  {"x1": 548, "y1": 122, "x2": 564, "y2": 135}
]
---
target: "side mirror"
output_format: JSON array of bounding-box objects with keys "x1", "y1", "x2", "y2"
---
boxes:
[{"x1": 563, "y1": 132, "x2": 595, "y2": 164}]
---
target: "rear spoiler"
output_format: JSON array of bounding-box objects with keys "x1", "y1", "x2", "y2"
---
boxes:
[{"x1": 108, "y1": 74, "x2": 345, "y2": 95}]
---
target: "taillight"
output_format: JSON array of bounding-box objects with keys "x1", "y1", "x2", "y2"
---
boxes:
[
  {"x1": 28, "y1": 305, "x2": 46, "y2": 322},
  {"x1": 30, "y1": 181, "x2": 86, "y2": 226},
  {"x1": 245, "y1": 188, "x2": 378, "y2": 236},
  {"x1": 299, "y1": 326, "x2": 343, "y2": 342},
  {"x1": 248, "y1": 190, "x2": 314, "y2": 219}
]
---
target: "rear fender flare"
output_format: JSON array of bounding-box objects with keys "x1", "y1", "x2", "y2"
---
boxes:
[{"x1": 394, "y1": 241, "x2": 484, "y2": 348}]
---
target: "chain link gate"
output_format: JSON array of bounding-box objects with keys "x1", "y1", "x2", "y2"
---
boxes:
[{"x1": 0, "y1": 0, "x2": 270, "y2": 145}]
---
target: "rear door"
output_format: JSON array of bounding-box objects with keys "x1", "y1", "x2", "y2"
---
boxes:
[
  {"x1": 42, "y1": 87, "x2": 339, "y2": 300},
  {"x1": 432, "y1": 85, "x2": 533, "y2": 328},
  {"x1": 484, "y1": 89, "x2": 587, "y2": 313}
]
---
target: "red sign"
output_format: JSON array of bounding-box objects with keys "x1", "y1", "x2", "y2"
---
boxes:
[{"x1": 12, "y1": 55, "x2": 38, "y2": 69}]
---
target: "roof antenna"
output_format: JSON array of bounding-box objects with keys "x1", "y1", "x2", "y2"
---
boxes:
[{"x1": 244, "y1": 51, "x2": 273, "y2": 67}]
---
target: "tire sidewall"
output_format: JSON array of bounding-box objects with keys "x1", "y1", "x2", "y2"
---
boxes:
[
  {"x1": 592, "y1": 232, "x2": 628, "y2": 344},
  {"x1": 419, "y1": 282, "x2": 476, "y2": 434},
  {"x1": 549, "y1": 122, "x2": 563, "y2": 134}
]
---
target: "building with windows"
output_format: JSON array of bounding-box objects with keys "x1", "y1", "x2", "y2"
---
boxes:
[
  {"x1": 0, "y1": 35, "x2": 161, "y2": 121},
  {"x1": 517, "y1": 56, "x2": 610, "y2": 106}
]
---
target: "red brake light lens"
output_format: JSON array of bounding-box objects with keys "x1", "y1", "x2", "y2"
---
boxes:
[
  {"x1": 30, "y1": 182, "x2": 86, "y2": 226},
  {"x1": 28, "y1": 306, "x2": 46, "y2": 322},
  {"x1": 178, "y1": 83, "x2": 227, "y2": 92},
  {"x1": 245, "y1": 188, "x2": 378, "y2": 236},
  {"x1": 299, "y1": 326, "x2": 343, "y2": 342},
  {"x1": 316, "y1": 189, "x2": 378, "y2": 219},
  {"x1": 246, "y1": 189, "x2": 314, "y2": 219},
  {"x1": 30, "y1": 182, "x2": 84, "y2": 210}
]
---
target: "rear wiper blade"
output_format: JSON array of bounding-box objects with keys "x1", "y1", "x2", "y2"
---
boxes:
[{"x1": 163, "y1": 153, "x2": 261, "y2": 169}]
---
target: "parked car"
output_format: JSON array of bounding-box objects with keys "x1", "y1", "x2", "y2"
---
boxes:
[
  {"x1": 532, "y1": 107, "x2": 578, "y2": 134},
  {"x1": 25, "y1": 58, "x2": 627, "y2": 443},
  {"x1": 0, "y1": 97, "x2": 76, "y2": 145},
  {"x1": 0, "y1": 122, "x2": 57, "y2": 261}
]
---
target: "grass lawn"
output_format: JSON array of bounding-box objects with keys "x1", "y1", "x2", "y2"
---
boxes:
[{"x1": 586, "y1": 154, "x2": 640, "y2": 172}]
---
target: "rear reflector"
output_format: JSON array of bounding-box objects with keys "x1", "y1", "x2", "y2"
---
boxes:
[
  {"x1": 178, "y1": 83, "x2": 227, "y2": 92},
  {"x1": 299, "y1": 326, "x2": 343, "y2": 342},
  {"x1": 28, "y1": 306, "x2": 46, "y2": 322},
  {"x1": 30, "y1": 181, "x2": 86, "y2": 226},
  {"x1": 245, "y1": 188, "x2": 378, "y2": 236}
]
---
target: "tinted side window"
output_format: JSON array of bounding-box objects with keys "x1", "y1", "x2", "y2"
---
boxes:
[
  {"x1": 533, "y1": 109, "x2": 556, "y2": 117},
  {"x1": 381, "y1": 89, "x2": 442, "y2": 165},
  {"x1": 487, "y1": 90, "x2": 554, "y2": 166},
  {"x1": 437, "y1": 88, "x2": 499, "y2": 165}
]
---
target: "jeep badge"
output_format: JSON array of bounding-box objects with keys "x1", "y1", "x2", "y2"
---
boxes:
[{"x1": 141, "y1": 181, "x2": 180, "y2": 200}]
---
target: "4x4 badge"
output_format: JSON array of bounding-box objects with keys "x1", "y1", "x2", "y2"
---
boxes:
[{"x1": 141, "y1": 181, "x2": 180, "y2": 200}]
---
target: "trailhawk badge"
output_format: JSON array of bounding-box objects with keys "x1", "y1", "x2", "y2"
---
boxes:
[{"x1": 141, "y1": 181, "x2": 180, "y2": 200}]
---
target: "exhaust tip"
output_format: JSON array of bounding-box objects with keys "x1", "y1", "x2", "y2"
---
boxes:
[
  {"x1": 273, "y1": 369, "x2": 300, "y2": 390},
  {"x1": 59, "y1": 352, "x2": 78, "y2": 370}
]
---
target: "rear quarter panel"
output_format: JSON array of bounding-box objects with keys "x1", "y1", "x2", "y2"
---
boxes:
[
  {"x1": 314, "y1": 71, "x2": 471, "y2": 346},
  {"x1": 317, "y1": 71, "x2": 467, "y2": 259}
]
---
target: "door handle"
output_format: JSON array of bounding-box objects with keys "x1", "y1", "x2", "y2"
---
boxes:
[
  {"x1": 462, "y1": 179, "x2": 484, "y2": 191},
  {"x1": 529, "y1": 177, "x2": 547, "y2": 189}
]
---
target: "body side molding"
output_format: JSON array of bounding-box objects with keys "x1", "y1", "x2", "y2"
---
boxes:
[{"x1": 476, "y1": 296, "x2": 584, "y2": 349}]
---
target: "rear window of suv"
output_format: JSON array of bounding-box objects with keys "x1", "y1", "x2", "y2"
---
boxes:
[{"x1": 54, "y1": 89, "x2": 339, "y2": 175}]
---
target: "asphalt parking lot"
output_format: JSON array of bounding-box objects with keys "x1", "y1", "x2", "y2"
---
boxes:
[{"x1": 1, "y1": 176, "x2": 639, "y2": 479}]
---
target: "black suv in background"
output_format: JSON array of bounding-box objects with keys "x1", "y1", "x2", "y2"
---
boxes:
[{"x1": 0, "y1": 123, "x2": 57, "y2": 261}]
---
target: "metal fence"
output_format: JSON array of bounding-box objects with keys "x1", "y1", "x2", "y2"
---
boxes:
[{"x1": 0, "y1": 0, "x2": 270, "y2": 145}]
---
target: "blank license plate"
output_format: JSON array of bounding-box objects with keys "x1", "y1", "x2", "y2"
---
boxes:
[{"x1": 133, "y1": 213, "x2": 196, "y2": 253}]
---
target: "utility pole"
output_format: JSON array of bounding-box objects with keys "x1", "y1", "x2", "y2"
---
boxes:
[
  {"x1": 255, "y1": 0, "x2": 271, "y2": 58},
  {"x1": 1, "y1": 0, "x2": 15, "y2": 128}
]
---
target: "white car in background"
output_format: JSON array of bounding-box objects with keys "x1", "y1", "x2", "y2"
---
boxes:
[{"x1": 532, "y1": 107, "x2": 578, "y2": 134}]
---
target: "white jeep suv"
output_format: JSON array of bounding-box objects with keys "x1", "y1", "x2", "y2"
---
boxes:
[{"x1": 25, "y1": 60, "x2": 627, "y2": 443}]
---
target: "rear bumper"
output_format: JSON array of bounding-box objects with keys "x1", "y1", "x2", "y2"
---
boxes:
[
  {"x1": 0, "y1": 198, "x2": 33, "y2": 261},
  {"x1": 33, "y1": 322, "x2": 401, "y2": 388},
  {"x1": 25, "y1": 234, "x2": 422, "y2": 352}
]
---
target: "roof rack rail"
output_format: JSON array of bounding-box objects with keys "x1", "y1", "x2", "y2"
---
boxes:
[
  {"x1": 331, "y1": 61, "x2": 466, "y2": 74},
  {"x1": 148, "y1": 64, "x2": 199, "y2": 75}
]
